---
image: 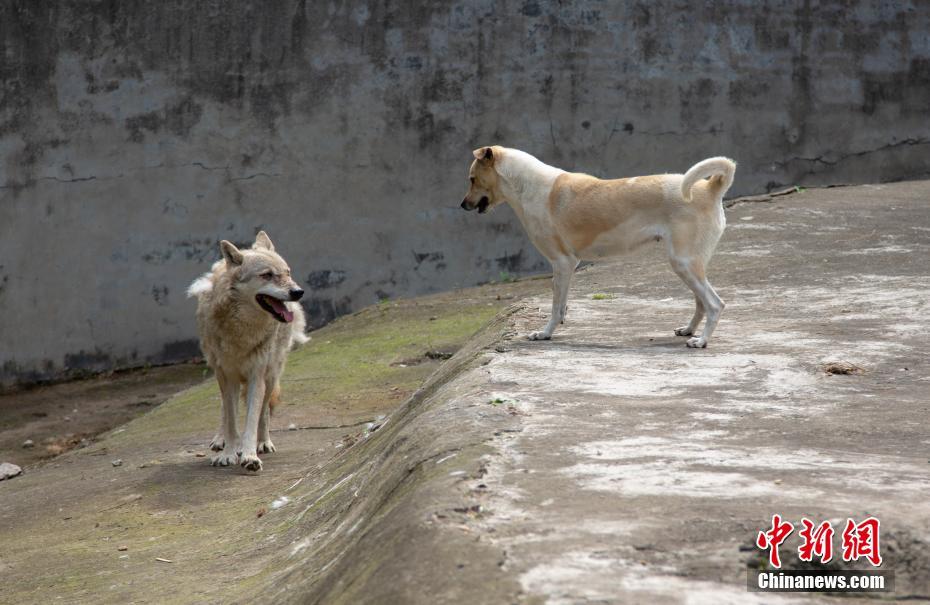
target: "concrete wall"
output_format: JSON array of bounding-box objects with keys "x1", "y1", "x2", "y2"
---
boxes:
[{"x1": 2, "y1": 0, "x2": 929, "y2": 386}]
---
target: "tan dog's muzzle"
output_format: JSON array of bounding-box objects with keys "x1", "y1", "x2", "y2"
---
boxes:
[{"x1": 461, "y1": 196, "x2": 490, "y2": 213}]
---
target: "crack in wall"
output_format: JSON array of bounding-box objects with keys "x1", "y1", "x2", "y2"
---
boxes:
[
  {"x1": 0, "y1": 162, "x2": 283, "y2": 189},
  {"x1": 775, "y1": 137, "x2": 930, "y2": 168}
]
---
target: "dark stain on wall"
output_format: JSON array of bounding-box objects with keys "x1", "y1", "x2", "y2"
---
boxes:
[
  {"x1": 125, "y1": 96, "x2": 204, "y2": 142},
  {"x1": 495, "y1": 251, "x2": 525, "y2": 273},
  {"x1": 679, "y1": 78, "x2": 718, "y2": 128},
  {"x1": 413, "y1": 251, "x2": 444, "y2": 266},
  {"x1": 64, "y1": 349, "x2": 112, "y2": 371},
  {"x1": 160, "y1": 339, "x2": 200, "y2": 360},
  {"x1": 151, "y1": 285, "x2": 169, "y2": 306},
  {"x1": 142, "y1": 239, "x2": 219, "y2": 265},
  {"x1": 304, "y1": 296, "x2": 353, "y2": 329},
  {"x1": 306, "y1": 270, "x2": 347, "y2": 290},
  {"x1": 473, "y1": 249, "x2": 543, "y2": 275},
  {"x1": 862, "y1": 58, "x2": 930, "y2": 116}
]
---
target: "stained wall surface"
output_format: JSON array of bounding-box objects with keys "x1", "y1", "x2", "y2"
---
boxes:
[{"x1": 2, "y1": 1, "x2": 928, "y2": 385}]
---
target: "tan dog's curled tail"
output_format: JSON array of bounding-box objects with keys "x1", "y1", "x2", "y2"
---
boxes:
[{"x1": 681, "y1": 157, "x2": 737, "y2": 202}]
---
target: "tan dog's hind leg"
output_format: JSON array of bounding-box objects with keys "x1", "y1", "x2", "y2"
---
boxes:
[
  {"x1": 669, "y1": 256, "x2": 724, "y2": 348},
  {"x1": 530, "y1": 256, "x2": 577, "y2": 341},
  {"x1": 211, "y1": 369, "x2": 241, "y2": 466},
  {"x1": 257, "y1": 379, "x2": 277, "y2": 454},
  {"x1": 675, "y1": 294, "x2": 705, "y2": 337},
  {"x1": 238, "y1": 375, "x2": 266, "y2": 472}
]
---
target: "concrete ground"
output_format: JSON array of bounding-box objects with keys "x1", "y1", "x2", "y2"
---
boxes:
[
  {"x1": 467, "y1": 181, "x2": 930, "y2": 603},
  {"x1": 1, "y1": 181, "x2": 928, "y2": 603}
]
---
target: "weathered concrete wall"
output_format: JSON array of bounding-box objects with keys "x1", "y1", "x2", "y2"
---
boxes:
[{"x1": 2, "y1": 0, "x2": 929, "y2": 386}]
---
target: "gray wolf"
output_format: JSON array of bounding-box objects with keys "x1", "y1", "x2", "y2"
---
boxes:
[
  {"x1": 461, "y1": 146, "x2": 736, "y2": 348},
  {"x1": 187, "y1": 231, "x2": 308, "y2": 471}
]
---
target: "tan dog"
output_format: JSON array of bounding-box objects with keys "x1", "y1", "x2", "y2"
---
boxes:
[
  {"x1": 462, "y1": 147, "x2": 736, "y2": 347},
  {"x1": 187, "y1": 231, "x2": 308, "y2": 471}
]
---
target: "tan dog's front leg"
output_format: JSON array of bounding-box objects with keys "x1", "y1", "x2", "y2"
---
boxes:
[
  {"x1": 675, "y1": 294, "x2": 705, "y2": 337},
  {"x1": 530, "y1": 256, "x2": 577, "y2": 341},
  {"x1": 211, "y1": 369, "x2": 240, "y2": 467},
  {"x1": 238, "y1": 374, "x2": 266, "y2": 472},
  {"x1": 558, "y1": 259, "x2": 581, "y2": 324}
]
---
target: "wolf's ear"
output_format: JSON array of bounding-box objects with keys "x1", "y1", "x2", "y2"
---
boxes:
[
  {"x1": 253, "y1": 230, "x2": 275, "y2": 251},
  {"x1": 220, "y1": 240, "x2": 243, "y2": 266},
  {"x1": 472, "y1": 146, "x2": 494, "y2": 162}
]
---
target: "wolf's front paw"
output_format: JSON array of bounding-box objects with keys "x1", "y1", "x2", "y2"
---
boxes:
[
  {"x1": 211, "y1": 449, "x2": 238, "y2": 467},
  {"x1": 686, "y1": 336, "x2": 707, "y2": 348},
  {"x1": 675, "y1": 326, "x2": 693, "y2": 336},
  {"x1": 240, "y1": 453, "x2": 263, "y2": 472},
  {"x1": 210, "y1": 434, "x2": 225, "y2": 451},
  {"x1": 257, "y1": 439, "x2": 276, "y2": 454},
  {"x1": 528, "y1": 331, "x2": 552, "y2": 341}
]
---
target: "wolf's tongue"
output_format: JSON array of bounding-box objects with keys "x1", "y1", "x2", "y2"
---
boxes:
[{"x1": 268, "y1": 297, "x2": 294, "y2": 323}]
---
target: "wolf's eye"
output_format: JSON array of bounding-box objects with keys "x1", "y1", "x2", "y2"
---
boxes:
[{"x1": 261, "y1": 271, "x2": 274, "y2": 280}]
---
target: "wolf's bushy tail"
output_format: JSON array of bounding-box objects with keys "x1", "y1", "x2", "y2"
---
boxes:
[
  {"x1": 291, "y1": 306, "x2": 310, "y2": 347},
  {"x1": 681, "y1": 157, "x2": 737, "y2": 202},
  {"x1": 186, "y1": 273, "x2": 213, "y2": 298}
]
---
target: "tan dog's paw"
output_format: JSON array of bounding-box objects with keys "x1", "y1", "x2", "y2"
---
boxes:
[
  {"x1": 209, "y1": 435, "x2": 225, "y2": 451},
  {"x1": 686, "y1": 337, "x2": 707, "y2": 348},
  {"x1": 240, "y1": 453, "x2": 263, "y2": 472},
  {"x1": 211, "y1": 449, "x2": 237, "y2": 466},
  {"x1": 674, "y1": 326, "x2": 693, "y2": 336},
  {"x1": 257, "y1": 439, "x2": 276, "y2": 454},
  {"x1": 528, "y1": 331, "x2": 552, "y2": 341}
]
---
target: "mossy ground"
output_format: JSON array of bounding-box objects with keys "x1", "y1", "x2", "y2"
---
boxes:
[
  {"x1": 0, "y1": 364, "x2": 206, "y2": 466},
  {"x1": 0, "y1": 277, "x2": 542, "y2": 604}
]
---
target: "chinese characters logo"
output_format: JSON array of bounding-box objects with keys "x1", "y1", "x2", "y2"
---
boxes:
[{"x1": 756, "y1": 515, "x2": 881, "y2": 568}]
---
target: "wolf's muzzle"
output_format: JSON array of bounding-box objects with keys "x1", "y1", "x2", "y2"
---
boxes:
[{"x1": 289, "y1": 289, "x2": 304, "y2": 301}]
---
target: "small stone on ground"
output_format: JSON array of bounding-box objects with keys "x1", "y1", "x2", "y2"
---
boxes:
[{"x1": 0, "y1": 462, "x2": 23, "y2": 480}]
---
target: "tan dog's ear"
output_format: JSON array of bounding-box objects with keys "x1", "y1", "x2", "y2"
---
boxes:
[
  {"x1": 220, "y1": 240, "x2": 244, "y2": 266},
  {"x1": 253, "y1": 230, "x2": 275, "y2": 251},
  {"x1": 472, "y1": 146, "x2": 494, "y2": 162}
]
